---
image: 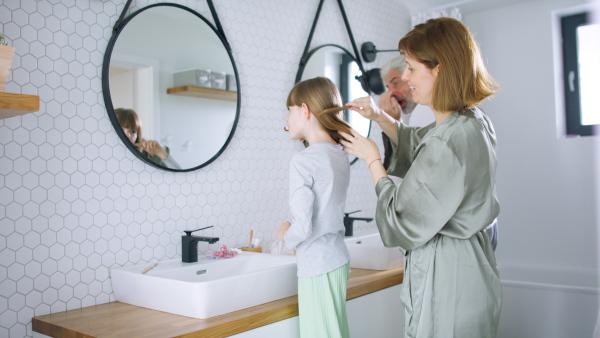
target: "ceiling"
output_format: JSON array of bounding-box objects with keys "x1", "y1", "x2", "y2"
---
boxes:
[{"x1": 399, "y1": 0, "x2": 537, "y2": 15}]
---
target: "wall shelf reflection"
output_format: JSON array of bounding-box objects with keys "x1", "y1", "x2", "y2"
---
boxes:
[
  {"x1": 0, "y1": 92, "x2": 40, "y2": 120},
  {"x1": 166, "y1": 86, "x2": 237, "y2": 102}
]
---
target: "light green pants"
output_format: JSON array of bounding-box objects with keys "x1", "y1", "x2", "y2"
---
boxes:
[{"x1": 298, "y1": 262, "x2": 351, "y2": 338}]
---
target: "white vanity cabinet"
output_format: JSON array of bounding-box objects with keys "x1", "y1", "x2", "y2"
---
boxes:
[{"x1": 229, "y1": 284, "x2": 404, "y2": 337}]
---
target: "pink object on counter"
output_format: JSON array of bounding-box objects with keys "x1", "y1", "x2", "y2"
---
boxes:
[{"x1": 209, "y1": 245, "x2": 239, "y2": 259}]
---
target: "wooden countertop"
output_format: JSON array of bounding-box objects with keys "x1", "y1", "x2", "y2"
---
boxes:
[{"x1": 32, "y1": 267, "x2": 403, "y2": 338}]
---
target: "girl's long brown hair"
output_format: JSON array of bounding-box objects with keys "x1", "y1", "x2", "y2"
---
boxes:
[
  {"x1": 115, "y1": 108, "x2": 142, "y2": 143},
  {"x1": 286, "y1": 77, "x2": 352, "y2": 144}
]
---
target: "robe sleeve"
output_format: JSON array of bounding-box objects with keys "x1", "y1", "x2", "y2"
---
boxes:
[
  {"x1": 386, "y1": 121, "x2": 436, "y2": 178},
  {"x1": 375, "y1": 136, "x2": 465, "y2": 250},
  {"x1": 284, "y1": 157, "x2": 315, "y2": 250}
]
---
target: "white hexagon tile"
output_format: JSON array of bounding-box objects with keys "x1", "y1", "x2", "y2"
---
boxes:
[{"x1": 0, "y1": 0, "x2": 411, "y2": 337}]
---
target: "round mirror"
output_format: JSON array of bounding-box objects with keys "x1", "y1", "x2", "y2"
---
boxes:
[
  {"x1": 102, "y1": 4, "x2": 240, "y2": 171},
  {"x1": 295, "y1": 44, "x2": 371, "y2": 164}
]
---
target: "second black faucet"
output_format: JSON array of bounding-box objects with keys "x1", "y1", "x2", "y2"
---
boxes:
[
  {"x1": 182, "y1": 226, "x2": 220, "y2": 263},
  {"x1": 343, "y1": 210, "x2": 373, "y2": 236}
]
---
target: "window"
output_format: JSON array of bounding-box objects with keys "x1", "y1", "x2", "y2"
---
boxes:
[{"x1": 555, "y1": 7, "x2": 600, "y2": 137}]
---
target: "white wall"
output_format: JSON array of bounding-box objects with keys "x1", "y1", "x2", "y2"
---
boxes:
[
  {"x1": 0, "y1": 1, "x2": 411, "y2": 337},
  {"x1": 463, "y1": 0, "x2": 600, "y2": 336},
  {"x1": 464, "y1": 0, "x2": 599, "y2": 288}
]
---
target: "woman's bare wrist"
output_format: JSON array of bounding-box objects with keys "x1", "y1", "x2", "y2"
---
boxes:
[{"x1": 375, "y1": 111, "x2": 394, "y2": 126}]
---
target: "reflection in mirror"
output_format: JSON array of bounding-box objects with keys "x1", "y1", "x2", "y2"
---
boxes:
[
  {"x1": 104, "y1": 4, "x2": 239, "y2": 171},
  {"x1": 298, "y1": 45, "x2": 371, "y2": 163}
]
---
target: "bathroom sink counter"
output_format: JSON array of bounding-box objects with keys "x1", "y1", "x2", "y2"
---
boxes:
[{"x1": 32, "y1": 267, "x2": 403, "y2": 338}]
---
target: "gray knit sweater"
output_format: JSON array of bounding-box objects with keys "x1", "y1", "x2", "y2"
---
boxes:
[{"x1": 284, "y1": 142, "x2": 351, "y2": 278}]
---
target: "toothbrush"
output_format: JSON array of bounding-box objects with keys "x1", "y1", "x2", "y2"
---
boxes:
[
  {"x1": 248, "y1": 230, "x2": 254, "y2": 248},
  {"x1": 141, "y1": 262, "x2": 157, "y2": 274}
]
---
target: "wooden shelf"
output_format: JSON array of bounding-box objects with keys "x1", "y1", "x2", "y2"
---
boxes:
[
  {"x1": 0, "y1": 92, "x2": 40, "y2": 120},
  {"x1": 167, "y1": 85, "x2": 237, "y2": 102}
]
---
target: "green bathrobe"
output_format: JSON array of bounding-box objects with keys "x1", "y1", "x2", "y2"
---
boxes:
[{"x1": 376, "y1": 108, "x2": 502, "y2": 338}]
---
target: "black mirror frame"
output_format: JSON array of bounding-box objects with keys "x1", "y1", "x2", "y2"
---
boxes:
[
  {"x1": 295, "y1": 44, "x2": 358, "y2": 84},
  {"x1": 102, "y1": 1, "x2": 241, "y2": 172},
  {"x1": 295, "y1": 0, "x2": 373, "y2": 165}
]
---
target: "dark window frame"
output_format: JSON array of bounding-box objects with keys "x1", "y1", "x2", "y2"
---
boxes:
[{"x1": 560, "y1": 12, "x2": 597, "y2": 136}]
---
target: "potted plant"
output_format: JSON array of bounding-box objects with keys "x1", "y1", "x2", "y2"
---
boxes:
[{"x1": 0, "y1": 32, "x2": 15, "y2": 92}]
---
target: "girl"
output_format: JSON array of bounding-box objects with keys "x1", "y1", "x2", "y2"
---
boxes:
[
  {"x1": 276, "y1": 77, "x2": 352, "y2": 338},
  {"x1": 115, "y1": 108, "x2": 173, "y2": 167}
]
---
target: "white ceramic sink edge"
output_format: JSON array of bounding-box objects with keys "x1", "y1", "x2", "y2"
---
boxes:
[
  {"x1": 110, "y1": 252, "x2": 298, "y2": 319},
  {"x1": 344, "y1": 229, "x2": 404, "y2": 270}
]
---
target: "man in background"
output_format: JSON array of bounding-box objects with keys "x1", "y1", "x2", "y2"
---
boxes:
[{"x1": 377, "y1": 55, "x2": 432, "y2": 169}]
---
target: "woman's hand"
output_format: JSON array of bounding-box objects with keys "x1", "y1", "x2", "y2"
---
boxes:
[
  {"x1": 137, "y1": 140, "x2": 169, "y2": 160},
  {"x1": 348, "y1": 96, "x2": 398, "y2": 145},
  {"x1": 276, "y1": 221, "x2": 291, "y2": 242},
  {"x1": 346, "y1": 96, "x2": 385, "y2": 122},
  {"x1": 339, "y1": 130, "x2": 389, "y2": 187},
  {"x1": 338, "y1": 129, "x2": 381, "y2": 164}
]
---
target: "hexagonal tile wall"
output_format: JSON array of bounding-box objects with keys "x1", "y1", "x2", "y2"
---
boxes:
[{"x1": 0, "y1": 0, "x2": 410, "y2": 337}]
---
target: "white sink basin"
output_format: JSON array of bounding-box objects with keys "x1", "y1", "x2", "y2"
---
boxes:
[
  {"x1": 345, "y1": 230, "x2": 404, "y2": 270},
  {"x1": 110, "y1": 252, "x2": 298, "y2": 319}
]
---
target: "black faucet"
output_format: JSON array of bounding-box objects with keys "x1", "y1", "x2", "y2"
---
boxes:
[
  {"x1": 343, "y1": 210, "x2": 373, "y2": 236},
  {"x1": 182, "y1": 226, "x2": 220, "y2": 263}
]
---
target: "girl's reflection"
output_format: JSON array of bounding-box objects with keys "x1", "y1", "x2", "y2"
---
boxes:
[{"x1": 115, "y1": 108, "x2": 180, "y2": 169}]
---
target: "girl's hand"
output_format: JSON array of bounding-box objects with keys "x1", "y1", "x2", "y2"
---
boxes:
[
  {"x1": 338, "y1": 129, "x2": 381, "y2": 164},
  {"x1": 137, "y1": 140, "x2": 169, "y2": 160},
  {"x1": 276, "y1": 221, "x2": 291, "y2": 241}
]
